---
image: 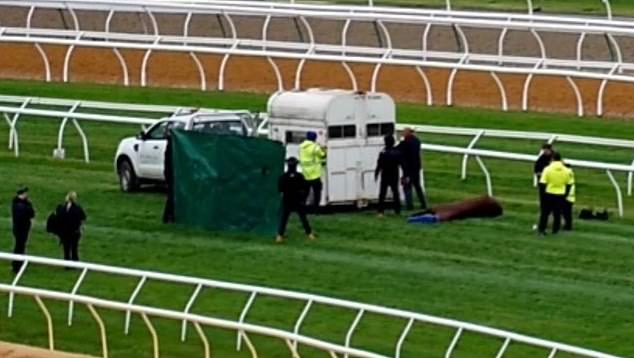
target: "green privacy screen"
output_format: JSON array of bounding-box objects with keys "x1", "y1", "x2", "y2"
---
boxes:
[{"x1": 172, "y1": 130, "x2": 285, "y2": 234}]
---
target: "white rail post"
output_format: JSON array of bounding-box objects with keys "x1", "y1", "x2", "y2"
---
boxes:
[
  {"x1": 7, "y1": 260, "x2": 29, "y2": 318},
  {"x1": 105, "y1": 9, "x2": 130, "y2": 87},
  {"x1": 236, "y1": 291, "x2": 257, "y2": 351},
  {"x1": 627, "y1": 161, "x2": 634, "y2": 196},
  {"x1": 475, "y1": 156, "x2": 494, "y2": 197},
  {"x1": 601, "y1": 0, "x2": 613, "y2": 20},
  {"x1": 527, "y1": 0, "x2": 534, "y2": 15},
  {"x1": 68, "y1": 267, "x2": 89, "y2": 326},
  {"x1": 292, "y1": 300, "x2": 313, "y2": 350},
  {"x1": 8, "y1": 98, "x2": 32, "y2": 156},
  {"x1": 461, "y1": 130, "x2": 485, "y2": 180},
  {"x1": 141, "y1": 313, "x2": 160, "y2": 358},
  {"x1": 55, "y1": 100, "x2": 81, "y2": 160},
  {"x1": 193, "y1": 322, "x2": 211, "y2": 358},
  {"x1": 34, "y1": 295, "x2": 55, "y2": 351},
  {"x1": 124, "y1": 276, "x2": 147, "y2": 335},
  {"x1": 395, "y1": 318, "x2": 415, "y2": 358},
  {"x1": 344, "y1": 309, "x2": 364, "y2": 358},
  {"x1": 606, "y1": 169, "x2": 624, "y2": 218},
  {"x1": 87, "y1": 304, "x2": 109, "y2": 358},
  {"x1": 495, "y1": 337, "x2": 512, "y2": 358},
  {"x1": 181, "y1": 283, "x2": 204, "y2": 342},
  {"x1": 445, "y1": 327, "x2": 463, "y2": 357}
]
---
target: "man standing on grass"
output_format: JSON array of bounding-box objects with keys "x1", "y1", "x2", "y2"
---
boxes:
[
  {"x1": 11, "y1": 187, "x2": 35, "y2": 273},
  {"x1": 397, "y1": 127, "x2": 427, "y2": 210},
  {"x1": 276, "y1": 157, "x2": 315, "y2": 243},
  {"x1": 538, "y1": 152, "x2": 573, "y2": 236},
  {"x1": 299, "y1": 131, "x2": 327, "y2": 213},
  {"x1": 533, "y1": 143, "x2": 553, "y2": 229},
  {"x1": 376, "y1": 134, "x2": 404, "y2": 217}
]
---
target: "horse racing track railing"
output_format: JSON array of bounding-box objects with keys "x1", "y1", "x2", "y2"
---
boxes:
[
  {"x1": 0, "y1": 253, "x2": 622, "y2": 358},
  {"x1": 1, "y1": 0, "x2": 633, "y2": 116}
]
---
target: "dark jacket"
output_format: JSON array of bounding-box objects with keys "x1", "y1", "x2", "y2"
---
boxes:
[
  {"x1": 279, "y1": 171, "x2": 308, "y2": 208},
  {"x1": 534, "y1": 153, "x2": 552, "y2": 177},
  {"x1": 12, "y1": 197, "x2": 35, "y2": 231},
  {"x1": 375, "y1": 147, "x2": 404, "y2": 182},
  {"x1": 396, "y1": 135, "x2": 422, "y2": 174},
  {"x1": 55, "y1": 202, "x2": 86, "y2": 237}
]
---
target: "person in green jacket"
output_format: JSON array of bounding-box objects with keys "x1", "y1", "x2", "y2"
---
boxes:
[{"x1": 299, "y1": 131, "x2": 327, "y2": 212}]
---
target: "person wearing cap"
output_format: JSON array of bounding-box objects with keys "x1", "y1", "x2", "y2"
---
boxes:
[
  {"x1": 538, "y1": 151, "x2": 574, "y2": 235},
  {"x1": 375, "y1": 134, "x2": 404, "y2": 216},
  {"x1": 562, "y1": 163, "x2": 575, "y2": 231},
  {"x1": 397, "y1": 127, "x2": 427, "y2": 210},
  {"x1": 276, "y1": 157, "x2": 314, "y2": 243},
  {"x1": 299, "y1": 131, "x2": 327, "y2": 212},
  {"x1": 54, "y1": 192, "x2": 87, "y2": 262},
  {"x1": 11, "y1": 187, "x2": 35, "y2": 273}
]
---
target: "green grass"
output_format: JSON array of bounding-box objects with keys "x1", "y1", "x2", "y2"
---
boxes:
[
  {"x1": 332, "y1": 0, "x2": 634, "y2": 16},
  {"x1": 0, "y1": 80, "x2": 633, "y2": 357}
]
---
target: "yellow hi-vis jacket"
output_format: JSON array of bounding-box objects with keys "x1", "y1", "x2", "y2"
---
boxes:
[
  {"x1": 299, "y1": 140, "x2": 326, "y2": 181},
  {"x1": 540, "y1": 161, "x2": 574, "y2": 196}
]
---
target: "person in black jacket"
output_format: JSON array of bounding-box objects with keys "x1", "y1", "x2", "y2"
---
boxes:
[
  {"x1": 376, "y1": 134, "x2": 404, "y2": 216},
  {"x1": 163, "y1": 129, "x2": 175, "y2": 223},
  {"x1": 533, "y1": 143, "x2": 553, "y2": 228},
  {"x1": 55, "y1": 192, "x2": 86, "y2": 262},
  {"x1": 397, "y1": 127, "x2": 427, "y2": 210},
  {"x1": 11, "y1": 187, "x2": 35, "y2": 273},
  {"x1": 276, "y1": 157, "x2": 314, "y2": 243}
]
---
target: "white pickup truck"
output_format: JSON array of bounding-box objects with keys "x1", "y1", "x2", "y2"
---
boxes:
[{"x1": 114, "y1": 110, "x2": 255, "y2": 192}]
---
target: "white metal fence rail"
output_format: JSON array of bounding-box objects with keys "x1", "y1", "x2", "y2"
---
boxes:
[
  {"x1": 0, "y1": 94, "x2": 237, "y2": 162},
  {"x1": 419, "y1": 143, "x2": 633, "y2": 217},
  {"x1": 2, "y1": 94, "x2": 633, "y2": 214},
  {"x1": 0, "y1": 0, "x2": 632, "y2": 116},
  {"x1": 396, "y1": 123, "x2": 634, "y2": 199},
  {"x1": 0, "y1": 252, "x2": 621, "y2": 358}
]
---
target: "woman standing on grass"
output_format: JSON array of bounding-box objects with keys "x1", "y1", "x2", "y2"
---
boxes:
[{"x1": 55, "y1": 192, "x2": 87, "y2": 262}]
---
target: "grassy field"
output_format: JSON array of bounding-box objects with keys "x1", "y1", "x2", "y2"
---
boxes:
[
  {"x1": 0, "y1": 80, "x2": 633, "y2": 358},
  {"x1": 335, "y1": 0, "x2": 634, "y2": 16}
]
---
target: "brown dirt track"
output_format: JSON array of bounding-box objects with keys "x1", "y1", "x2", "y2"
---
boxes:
[
  {"x1": 1, "y1": 8, "x2": 634, "y2": 117},
  {"x1": 0, "y1": 341, "x2": 93, "y2": 358}
]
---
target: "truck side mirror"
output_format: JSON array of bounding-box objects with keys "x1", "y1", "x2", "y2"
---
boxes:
[{"x1": 136, "y1": 132, "x2": 146, "y2": 140}]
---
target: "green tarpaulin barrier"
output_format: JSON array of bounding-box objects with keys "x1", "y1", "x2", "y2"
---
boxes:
[{"x1": 172, "y1": 130, "x2": 284, "y2": 234}]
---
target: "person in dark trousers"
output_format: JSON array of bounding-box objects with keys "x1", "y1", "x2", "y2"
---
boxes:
[
  {"x1": 397, "y1": 127, "x2": 427, "y2": 210},
  {"x1": 376, "y1": 134, "x2": 404, "y2": 216},
  {"x1": 538, "y1": 152, "x2": 573, "y2": 236},
  {"x1": 11, "y1": 187, "x2": 35, "y2": 273},
  {"x1": 163, "y1": 129, "x2": 175, "y2": 223},
  {"x1": 562, "y1": 163, "x2": 575, "y2": 231},
  {"x1": 299, "y1": 131, "x2": 327, "y2": 213},
  {"x1": 276, "y1": 157, "x2": 315, "y2": 243},
  {"x1": 55, "y1": 192, "x2": 86, "y2": 262},
  {"x1": 533, "y1": 143, "x2": 553, "y2": 229}
]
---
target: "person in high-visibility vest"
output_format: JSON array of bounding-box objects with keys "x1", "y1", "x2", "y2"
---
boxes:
[
  {"x1": 538, "y1": 152, "x2": 574, "y2": 236},
  {"x1": 299, "y1": 131, "x2": 327, "y2": 212},
  {"x1": 563, "y1": 163, "x2": 575, "y2": 231}
]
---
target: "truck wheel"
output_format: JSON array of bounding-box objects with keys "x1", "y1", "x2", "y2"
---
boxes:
[{"x1": 118, "y1": 159, "x2": 139, "y2": 192}]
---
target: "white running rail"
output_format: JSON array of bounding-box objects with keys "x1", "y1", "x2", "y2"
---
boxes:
[
  {"x1": 0, "y1": 95, "x2": 243, "y2": 162},
  {"x1": 396, "y1": 123, "x2": 634, "y2": 199},
  {"x1": 0, "y1": 0, "x2": 631, "y2": 116},
  {"x1": 0, "y1": 252, "x2": 622, "y2": 358},
  {"x1": 419, "y1": 143, "x2": 633, "y2": 217},
  {"x1": 2, "y1": 94, "x2": 633, "y2": 211}
]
